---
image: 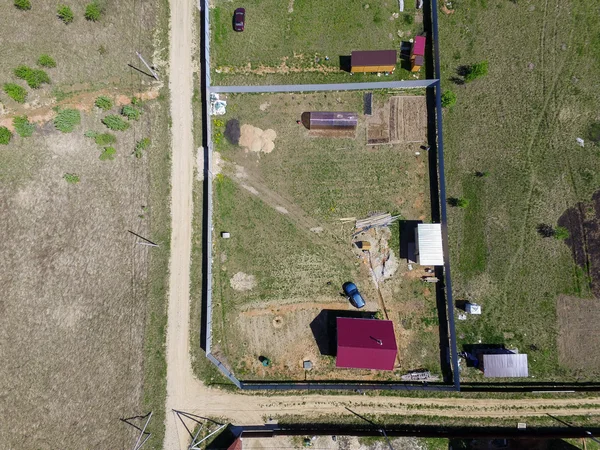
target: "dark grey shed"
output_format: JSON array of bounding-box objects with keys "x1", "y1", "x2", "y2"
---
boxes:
[{"x1": 301, "y1": 112, "x2": 358, "y2": 130}]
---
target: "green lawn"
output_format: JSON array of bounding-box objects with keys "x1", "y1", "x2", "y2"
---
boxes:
[
  {"x1": 211, "y1": 0, "x2": 425, "y2": 84},
  {"x1": 439, "y1": 0, "x2": 600, "y2": 380}
]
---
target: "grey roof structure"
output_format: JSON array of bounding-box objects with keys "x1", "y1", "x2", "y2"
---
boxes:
[
  {"x1": 483, "y1": 353, "x2": 529, "y2": 378},
  {"x1": 416, "y1": 223, "x2": 444, "y2": 266}
]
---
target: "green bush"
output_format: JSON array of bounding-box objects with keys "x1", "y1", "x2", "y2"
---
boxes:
[
  {"x1": 3, "y1": 83, "x2": 27, "y2": 103},
  {"x1": 404, "y1": 14, "x2": 414, "y2": 25},
  {"x1": 95, "y1": 133, "x2": 116, "y2": 146},
  {"x1": 0, "y1": 127, "x2": 12, "y2": 145},
  {"x1": 130, "y1": 97, "x2": 141, "y2": 106},
  {"x1": 57, "y1": 5, "x2": 74, "y2": 24},
  {"x1": 14, "y1": 0, "x2": 32, "y2": 10},
  {"x1": 63, "y1": 173, "x2": 80, "y2": 184},
  {"x1": 133, "y1": 137, "x2": 150, "y2": 158},
  {"x1": 94, "y1": 95, "x2": 113, "y2": 110},
  {"x1": 14, "y1": 66, "x2": 50, "y2": 89},
  {"x1": 464, "y1": 61, "x2": 489, "y2": 82},
  {"x1": 102, "y1": 114, "x2": 130, "y2": 131},
  {"x1": 54, "y1": 108, "x2": 81, "y2": 133},
  {"x1": 37, "y1": 54, "x2": 57, "y2": 68},
  {"x1": 85, "y1": 1, "x2": 103, "y2": 21},
  {"x1": 554, "y1": 226, "x2": 569, "y2": 240},
  {"x1": 99, "y1": 146, "x2": 116, "y2": 161},
  {"x1": 13, "y1": 116, "x2": 35, "y2": 137},
  {"x1": 121, "y1": 104, "x2": 141, "y2": 121},
  {"x1": 441, "y1": 90, "x2": 457, "y2": 108}
]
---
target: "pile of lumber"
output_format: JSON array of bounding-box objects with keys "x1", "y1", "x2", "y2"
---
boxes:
[{"x1": 355, "y1": 213, "x2": 399, "y2": 233}]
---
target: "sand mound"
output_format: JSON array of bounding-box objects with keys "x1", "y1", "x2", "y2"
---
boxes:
[
  {"x1": 230, "y1": 272, "x2": 256, "y2": 291},
  {"x1": 239, "y1": 124, "x2": 277, "y2": 153}
]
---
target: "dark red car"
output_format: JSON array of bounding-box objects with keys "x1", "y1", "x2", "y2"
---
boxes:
[{"x1": 233, "y1": 8, "x2": 245, "y2": 32}]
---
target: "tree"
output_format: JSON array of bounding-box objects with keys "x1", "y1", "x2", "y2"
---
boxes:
[
  {"x1": 441, "y1": 90, "x2": 457, "y2": 108},
  {"x1": 464, "y1": 61, "x2": 488, "y2": 82},
  {"x1": 57, "y1": 5, "x2": 74, "y2": 24}
]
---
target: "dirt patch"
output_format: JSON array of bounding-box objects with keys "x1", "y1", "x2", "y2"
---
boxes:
[
  {"x1": 367, "y1": 96, "x2": 427, "y2": 145},
  {"x1": 239, "y1": 124, "x2": 277, "y2": 153},
  {"x1": 259, "y1": 102, "x2": 271, "y2": 111},
  {"x1": 557, "y1": 295, "x2": 600, "y2": 373},
  {"x1": 230, "y1": 272, "x2": 257, "y2": 291},
  {"x1": 352, "y1": 226, "x2": 399, "y2": 283},
  {"x1": 558, "y1": 189, "x2": 600, "y2": 296}
]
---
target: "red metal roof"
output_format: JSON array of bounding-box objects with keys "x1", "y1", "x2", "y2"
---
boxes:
[
  {"x1": 412, "y1": 36, "x2": 426, "y2": 56},
  {"x1": 336, "y1": 318, "x2": 397, "y2": 370},
  {"x1": 351, "y1": 50, "x2": 397, "y2": 67},
  {"x1": 227, "y1": 438, "x2": 242, "y2": 450}
]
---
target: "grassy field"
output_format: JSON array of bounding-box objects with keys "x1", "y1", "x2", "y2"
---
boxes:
[
  {"x1": 0, "y1": 1, "x2": 170, "y2": 448},
  {"x1": 209, "y1": 90, "x2": 442, "y2": 380},
  {"x1": 211, "y1": 0, "x2": 426, "y2": 85},
  {"x1": 438, "y1": 0, "x2": 600, "y2": 380}
]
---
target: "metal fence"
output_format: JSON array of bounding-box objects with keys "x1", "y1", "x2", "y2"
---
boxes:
[{"x1": 210, "y1": 80, "x2": 437, "y2": 94}]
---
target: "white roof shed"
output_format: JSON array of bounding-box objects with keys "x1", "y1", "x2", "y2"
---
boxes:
[
  {"x1": 483, "y1": 353, "x2": 529, "y2": 378},
  {"x1": 416, "y1": 224, "x2": 444, "y2": 266}
]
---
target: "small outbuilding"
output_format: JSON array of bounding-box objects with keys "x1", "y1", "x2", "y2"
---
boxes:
[
  {"x1": 483, "y1": 353, "x2": 529, "y2": 378},
  {"x1": 336, "y1": 317, "x2": 397, "y2": 370},
  {"x1": 351, "y1": 50, "x2": 397, "y2": 73},
  {"x1": 415, "y1": 223, "x2": 444, "y2": 266},
  {"x1": 302, "y1": 112, "x2": 358, "y2": 130}
]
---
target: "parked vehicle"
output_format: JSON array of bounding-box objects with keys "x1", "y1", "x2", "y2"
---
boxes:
[
  {"x1": 233, "y1": 8, "x2": 245, "y2": 32},
  {"x1": 342, "y1": 282, "x2": 365, "y2": 309}
]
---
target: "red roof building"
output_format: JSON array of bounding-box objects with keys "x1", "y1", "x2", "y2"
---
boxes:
[
  {"x1": 336, "y1": 318, "x2": 398, "y2": 370},
  {"x1": 411, "y1": 36, "x2": 426, "y2": 58}
]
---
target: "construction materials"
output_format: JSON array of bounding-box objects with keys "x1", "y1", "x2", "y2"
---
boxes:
[{"x1": 355, "y1": 212, "x2": 399, "y2": 233}]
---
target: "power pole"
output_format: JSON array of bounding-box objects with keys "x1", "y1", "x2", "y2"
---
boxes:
[{"x1": 135, "y1": 51, "x2": 159, "y2": 81}]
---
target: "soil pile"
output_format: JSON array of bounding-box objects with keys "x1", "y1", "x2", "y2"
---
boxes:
[{"x1": 239, "y1": 124, "x2": 277, "y2": 153}]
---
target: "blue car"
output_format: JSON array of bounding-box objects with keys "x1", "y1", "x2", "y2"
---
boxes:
[{"x1": 342, "y1": 282, "x2": 366, "y2": 309}]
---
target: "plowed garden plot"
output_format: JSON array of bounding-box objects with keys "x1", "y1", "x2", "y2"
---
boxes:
[
  {"x1": 209, "y1": 91, "x2": 441, "y2": 381},
  {"x1": 367, "y1": 96, "x2": 427, "y2": 145},
  {"x1": 557, "y1": 295, "x2": 600, "y2": 374}
]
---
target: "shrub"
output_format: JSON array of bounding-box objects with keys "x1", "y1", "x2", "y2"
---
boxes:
[
  {"x1": 554, "y1": 226, "x2": 569, "y2": 240},
  {"x1": 37, "y1": 54, "x2": 57, "y2": 68},
  {"x1": 403, "y1": 14, "x2": 414, "y2": 25},
  {"x1": 14, "y1": 0, "x2": 31, "y2": 10},
  {"x1": 57, "y1": 5, "x2": 74, "y2": 24},
  {"x1": 102, "y1": 114, "x2": 130, "y2": 131},
  {"x1": 14, "y1": 66, "x2": 50, "y2": 89},
  {"x1": 95, "y1": 133, "x2": 116, "y2": 146},
  {"x1": 133, "y1": 137, "x2": 150, "y2": 158},
  {"x1": 13, "y1": 116, "x2": 35, "y2": 137},
  {"x1": 464, "y1": 61, "x2": 488, "y2": 82},
  {"x1": 63, "y1": 173, "x2": 80, "y2": 184},
  {"x1": 99, "y1": 146, "x2": 116, "y2": 161},
  {"x1": 441, "y1": 90, "x2": 457, "y2": 108},
  {"x1": 448, "y1": 197, "x2": 469, "y2": 208},
  {"x1": 84, "y1": 1, "x2": 103, "y2": 21},
  {"x1": 121, "y1": 105, "x2": 141, "y2": 121},
  {"x1": 0, "y1": 127, "x2": 12, "y2": 145},
  {"x1": 94, "y1": 95, "x2": 113, "y2": 111},
  {"x1": 130, "y1": 96, "x2": 141, "y2": 106},
  {"x1": 54, "y1": 108, "x2": 81, "y2": 133},
  {"x1": 3, "y1": 83, "x2": 27, "y2": 103}
]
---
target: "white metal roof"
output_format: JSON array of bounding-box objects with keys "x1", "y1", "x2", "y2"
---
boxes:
[
  {"x1": 417, "y1": 223, "x2": 444, "y2": 266},
  {"x1": 483, "y1": 353, "x2": 529, "y2": 378}
]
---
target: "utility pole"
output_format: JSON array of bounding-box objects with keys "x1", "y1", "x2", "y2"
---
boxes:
[
  {"x1": 135, "y1": 51, "x2": 159, "y2": 81},
  {"x1": 345, "y1": 407, "x2": 395, "y2": 450}
]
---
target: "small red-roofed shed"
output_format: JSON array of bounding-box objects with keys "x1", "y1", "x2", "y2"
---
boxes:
[
  {"x1": 336, "y1": 318, "x2": 397, "y2": 370},
  {"x1": 411, "y1": 35, "x2": 426, "y2": 58}
]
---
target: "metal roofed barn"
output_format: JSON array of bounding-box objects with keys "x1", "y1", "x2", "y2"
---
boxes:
[
  {"x1": 483, "y1": 353, "x2": 529, "y2": 378},
  {"x1": 415, "y1": 223, "x2": 444, "y2": 266},
  {"x1": 302, "y1": 111, "x2": 358, "y2": 130},
  {"x1": 336, "y1": 317, "x2": 398, "y2": 370},
  {"x1": 350, "y1": 50, "x2": 397, "y2": 73}
]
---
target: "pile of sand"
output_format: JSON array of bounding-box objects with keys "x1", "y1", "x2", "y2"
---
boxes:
[
  {"x1": 239, "y1": 124, "x2": 277, "y2": 153},
  {"x1": 230, "y1": 272, "x2": 256, "y2": 291}
]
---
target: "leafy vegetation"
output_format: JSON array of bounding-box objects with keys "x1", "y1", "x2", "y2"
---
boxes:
[
  {"x1": 57, "y1": 5, "x2": 74, "y2": 24},
  {"x1": 554, "y1": 226, "x2": 570, "y2": 240},
  {"x1": 14, "y1": 0, "x2": 32, "y2": 10},
  {"x1": 0, "y1": 127, "x2": 12, "y2": 145},
  {"x1": 133, "y1": 137, "x2": 151, "y2": 158},
  {"x1": 441, "y1": 90, "x2": 457, "y2": 108},
  {"x1": 94, "y1": 96, "x2": 113, "y2": 111},
  {"x1": 464, "y1": 61, "x2": 488, "y2": 82},
  {"x1": 37, "y1": 54, "x2": 56, "y2": 68},
  {"x1": 95, "y1": 133, "x2": 116, "y2": 146},
  {"x1": 99, "y1": 146, "x2": 116, "y2": 161},
  {"x1": 121, "y1": 104, "x2": 141, "y2": 121},
  {"x1": 14, "y1": 66, "x2": 50, "y2": 89},
  {"x1": 13, "y1": 116, "x2": 35, "y2": 137},
  {"x1": 3, "y1": 83, "x2": 27, "y2": 103},
  {"x1": 102, "y1": 114, "x2": 130, "y2": 131},
  {"x1": 84, "y1": 1, "x2": 103, "y2": 21},
  {"x1": 54, "y1": 109, "x2": 81, "y2": 133},
  {"x1": 63, "y1": 173, "x2": 80, "y2": 184}
]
